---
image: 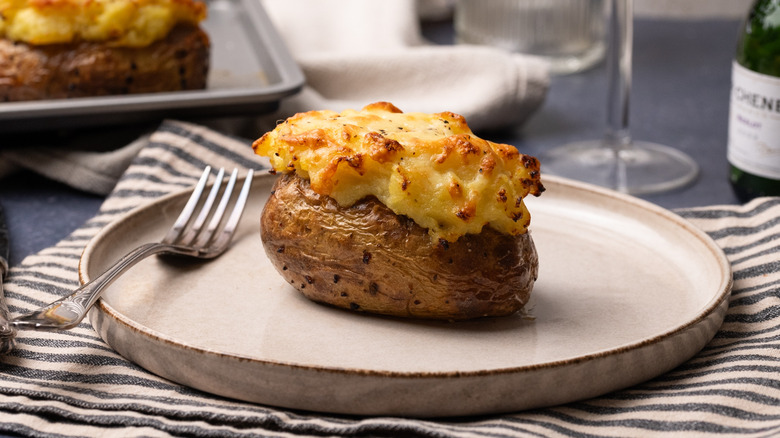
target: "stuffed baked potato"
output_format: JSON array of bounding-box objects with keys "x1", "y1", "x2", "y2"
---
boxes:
[
  {"x1": 253, "y1": 102, "x2": 544, "y2": 320},
  {"x1": 0, "y1": 0, "x2": 209, "y2": 101}
]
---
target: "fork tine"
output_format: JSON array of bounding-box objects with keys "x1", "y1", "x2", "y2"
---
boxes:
[
  {"x1": 179, "y1": 168, "x2": 225, "y2": 245},
  {"x1": 162, "y1": 166, "x2": 212, "y2": 244},
  {"x1": 194, "y1": 168, "x2": 238, "y2": 248},
  {"x1": 222, "y1": 169, "x2": 254, "y2": 237},
  {"x1": 205, "y1": 169, "x2": 254, "y2": 252}
]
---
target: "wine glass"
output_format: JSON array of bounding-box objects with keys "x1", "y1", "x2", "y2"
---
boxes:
[{"x1": 542, "y1": 0, "x2": 698, "y2": 195}]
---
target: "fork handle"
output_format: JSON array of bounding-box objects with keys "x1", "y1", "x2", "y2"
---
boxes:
[
  {"x1": 12, "y1": 242, "x2": 172, "y2": 331},
  {"x1": 0, "y1": 277, "x2": 16, "y2": 354}
]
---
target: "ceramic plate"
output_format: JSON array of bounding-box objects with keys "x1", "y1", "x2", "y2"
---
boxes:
[{"x1": 83, "y1": 174, "x2": 732, "y2": 417}]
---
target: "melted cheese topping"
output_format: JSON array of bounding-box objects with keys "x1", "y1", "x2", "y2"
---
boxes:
[
  {"x1": 0, "y1": 0, "x2": 205, "y2": 47},
  {"x1": 253, "y1": 102, "x2": 545, "y2": 242}
]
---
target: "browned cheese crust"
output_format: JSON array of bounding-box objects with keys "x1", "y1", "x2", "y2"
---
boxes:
[
  {"x1": 261, "y1": 173, "x2": 539, "y2": 321},
  {"x1": 254, "y1": 102, "x2": 544, "y2": 243},
  {"x1": 0, "y1": 24, "x2": 209, "y2": 101}
]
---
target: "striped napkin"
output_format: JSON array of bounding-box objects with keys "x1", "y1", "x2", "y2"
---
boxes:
[{"x1": 0, "y1": 120, "x2": 778, "y2": 436}]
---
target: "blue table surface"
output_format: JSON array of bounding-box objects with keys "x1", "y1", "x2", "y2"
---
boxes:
[{"x1": 0, "y1": 17, "x2": 742, "y2": 268}]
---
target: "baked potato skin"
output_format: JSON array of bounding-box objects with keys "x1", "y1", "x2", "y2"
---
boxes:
[
  {"x1": 0, "y1": 24, "x2": 209, "y2": 102},
  {"x1": 261, "y1": 173, "x2": 539, "y2": 321}
]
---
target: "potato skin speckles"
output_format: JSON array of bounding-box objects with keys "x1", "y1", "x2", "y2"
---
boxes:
[{"x1": 260, "y1": 173, "x2": 539, "y2": 321}]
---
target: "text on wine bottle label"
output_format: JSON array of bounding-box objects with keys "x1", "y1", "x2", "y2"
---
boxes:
[{"x1": 728, "y1": 61, "x2": 780, "y2": 179}]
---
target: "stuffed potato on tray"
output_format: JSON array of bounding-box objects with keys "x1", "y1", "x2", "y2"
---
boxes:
[{"x1": 0, "y1": 0, "x2": 209, "y2": 101}]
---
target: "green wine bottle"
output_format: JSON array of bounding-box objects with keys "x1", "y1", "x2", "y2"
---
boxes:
[{"x1": 728, "y1": 0, "x2": 780, "y2": 202}]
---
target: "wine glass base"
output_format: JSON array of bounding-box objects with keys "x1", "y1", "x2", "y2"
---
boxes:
[{"x1": 542, "y1": 140, "x2": 699, "y2": 195}]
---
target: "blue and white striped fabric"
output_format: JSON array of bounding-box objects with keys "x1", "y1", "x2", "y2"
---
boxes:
[{"x1": 0, "y1": 120, "x2": 778, "y2": 437}]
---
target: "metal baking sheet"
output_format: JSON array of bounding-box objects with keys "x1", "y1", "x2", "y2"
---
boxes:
[{"x1": 0, "y1": 0, "x2": 304, "y2": 132}]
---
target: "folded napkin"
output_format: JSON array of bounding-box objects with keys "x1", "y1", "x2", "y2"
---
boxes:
[
  {"x1": 261, "y1": 0, "x2": 549, "y2": 131},
  {"x1": 0, "y1": 0, "x2": 549, "y2": 195},
  {"x1": 0, "y1": 121, "x2": 778, "y2": 437}
]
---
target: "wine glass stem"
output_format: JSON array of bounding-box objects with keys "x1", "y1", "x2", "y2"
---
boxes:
[
  {"x1": 605, "y1": 0, "x2": 632, "y2": 149},
  {"x1": 541, "y1": 0, "x2": 697, "y2": 194}
]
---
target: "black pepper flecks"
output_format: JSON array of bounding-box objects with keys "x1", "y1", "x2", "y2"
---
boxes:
[{"x1": 362, "y1": 250, "x2": 372, "y2": 264}]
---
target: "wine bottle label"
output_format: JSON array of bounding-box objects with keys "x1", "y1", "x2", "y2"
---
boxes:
[{"x1": 728, "y1": 61, "x2": 780, "y2": 179}]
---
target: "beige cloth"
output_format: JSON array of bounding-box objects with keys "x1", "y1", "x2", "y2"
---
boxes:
[
  {"x1": 0, "y1": 0, "x2": 549, "y2": 195},
  {"x1": 0, "y1": 135, "x2": 148, "y2": 195},
  {"x1": 262, "y1": 0, "x2": 549, "y2": 130}
]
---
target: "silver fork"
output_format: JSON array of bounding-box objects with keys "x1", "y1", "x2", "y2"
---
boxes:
[{"x1": 11, "y1": 166, "x2": 254, "y2": 332}]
